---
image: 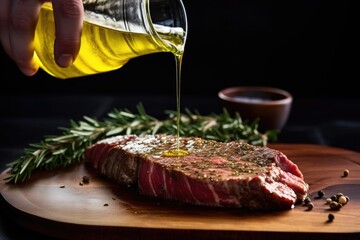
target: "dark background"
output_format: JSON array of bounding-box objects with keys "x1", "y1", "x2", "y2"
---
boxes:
[
  {"x1": 1, "y1": 0, "x2": 359, "y2": 153},
  {"x1": 0, "y1": 0, "x2": 358, "y2": 99}
]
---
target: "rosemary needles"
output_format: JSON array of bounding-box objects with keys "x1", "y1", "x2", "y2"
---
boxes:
[{"x1": 5, "y1": 103, "x2": 277, "y2": 184}]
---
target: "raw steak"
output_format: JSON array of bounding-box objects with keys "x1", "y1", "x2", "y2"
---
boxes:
[{"x1": 84, "y1": 134, "x2": 309, "y2": 210}]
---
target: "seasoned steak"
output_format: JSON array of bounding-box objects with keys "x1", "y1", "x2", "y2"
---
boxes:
[{"x1": 84, "y1": 134, "x2": 309, "y2": 210}]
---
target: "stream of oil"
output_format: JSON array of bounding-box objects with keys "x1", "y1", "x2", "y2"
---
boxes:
[
  {"x1": 163, "y1": 52, "x2": 189, "y2": 157},
  {"x1": 162, "y1": 54, "x2": 190, "y2": 158}
]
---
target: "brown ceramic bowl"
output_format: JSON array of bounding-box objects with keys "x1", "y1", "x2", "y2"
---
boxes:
[{"x1": 218, "y1": 86, "x2": 293, "y2": 131}]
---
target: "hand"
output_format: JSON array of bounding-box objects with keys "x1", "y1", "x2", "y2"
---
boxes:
[{"x1": 0, "y1": 0, "x2": 84, "y2": 76}]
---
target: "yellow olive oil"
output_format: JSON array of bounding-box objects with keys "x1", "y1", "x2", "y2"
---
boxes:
[
  {"x1": 33, "y1": 3, "x2": 186, "y2": 79},
  {"x1": 34, "y1": 2, "x2": 188, "y2": 157},
  {"x1": 162, "y1": 148, "x2": 189, "y2": 157}
]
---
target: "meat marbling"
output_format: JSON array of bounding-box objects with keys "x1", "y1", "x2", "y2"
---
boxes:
[{"x1": 84, "y1": 134, "x2": 309, "y2": 210}]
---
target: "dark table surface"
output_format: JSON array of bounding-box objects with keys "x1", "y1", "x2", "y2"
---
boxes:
[{"x1": 1, "y1": 94, "x2": 360, "y2": 239}]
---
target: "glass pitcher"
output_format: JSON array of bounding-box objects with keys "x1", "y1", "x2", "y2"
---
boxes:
[{"x1": 34, "y1": 0, "x2": 188, "y2": 79}]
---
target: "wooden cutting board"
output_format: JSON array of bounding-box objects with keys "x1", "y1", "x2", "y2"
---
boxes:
[{"x1": 1, "y1": 143, "x2": 360, "y2": 240}]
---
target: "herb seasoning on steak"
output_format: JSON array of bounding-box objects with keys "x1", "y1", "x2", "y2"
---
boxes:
[{"x1": 84, "y1": 134, "x2": 309, "y2": 210}]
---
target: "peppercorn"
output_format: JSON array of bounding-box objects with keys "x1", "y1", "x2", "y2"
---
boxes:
[
  {"x1": 336, "y1": 192, "x2": 344, "y2": 199},
  {"x1": 307, "y1": 202, "x2": 314, "y2": 210},
  {"x1": 329, "y1": 201, "x2": 342, "y2": 210},
  {"x1": 82, "y1": 175, "x2": 90, "y2": 184},
  {"x1": 330, "y1": 195, "x2": 337, "y2": 201},
  {"x1": 343, "y1": 169, "x2": 349, "y2": 177},
  {"x1": 338, "y1": 195, "x2": 348, "y2": 205},
  {"x1": 328, "y1": 213, "x2": 335, "y2": 222},
  {"x1": 317, "y1": 190, "x2": 325, "y2": 198},
  {"x1": 304, "y1": 196, "x2": 311, "y2": 205}
]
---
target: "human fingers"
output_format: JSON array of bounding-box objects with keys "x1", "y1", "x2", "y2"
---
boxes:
[
  {"x1": 52, "y1": 0, "x2": 84, "y2": 68},
  {"x1": 0, "y1": 0, "x2": 12, "y2": 57},
  {"x1": 7, "y1": 0, "x2": 42, "y2": 76}
]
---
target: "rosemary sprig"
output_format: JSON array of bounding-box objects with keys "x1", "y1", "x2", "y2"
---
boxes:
[{"x1": 4, "y1": 103, "x2": 277, "y2": 184}]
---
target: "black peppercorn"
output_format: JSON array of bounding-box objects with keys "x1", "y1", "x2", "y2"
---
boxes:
[
  {"x1": 82, "y1": 175, "x2": 90, "y2": 183},
  {"x1": 317, "y1": 190, "x2": 325, "y2": 198},
  {"x1": 307, "y1": 202, "x2": 314, "y2": 210},
  {"x1": 304, "y1": 196, "x2": 311, "y2": 205},
  {"x1": 330, "y1": 195, "x2": 337, "y2": 201}
]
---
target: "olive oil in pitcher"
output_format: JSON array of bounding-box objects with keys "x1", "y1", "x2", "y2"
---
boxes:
[{"x1": 34, "y1": 0, "x2": 187, "y2": 79}]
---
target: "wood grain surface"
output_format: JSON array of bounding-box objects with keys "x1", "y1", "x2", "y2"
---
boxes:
[{"x1": 1, "y1": 143, "x2": 360, "y2": 240}]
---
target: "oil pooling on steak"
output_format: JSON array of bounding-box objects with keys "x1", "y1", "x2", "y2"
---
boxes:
[{"x1": 84, "y1": 134, "x2": 309, "y2": 210}]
